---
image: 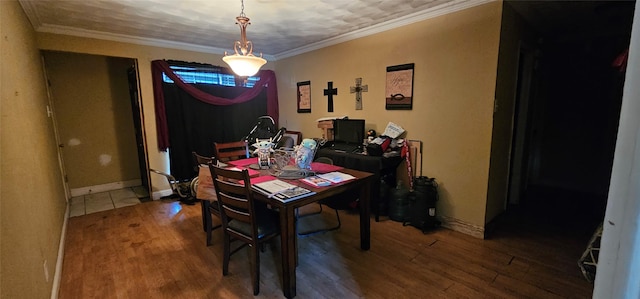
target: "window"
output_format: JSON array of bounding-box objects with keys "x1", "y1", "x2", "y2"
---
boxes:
[{"x1": 162, "y1": 65, "x2": 260, "y2": 88}]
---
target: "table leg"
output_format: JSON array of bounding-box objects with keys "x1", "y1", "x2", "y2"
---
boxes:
[
  {"x1": 359, "y1": 179, "x2": 371, "y2": 250},
  {"x1": 280, "y1": 206, "x2": 297, "y2": 298},
  {"x1": 201, "y1": 200, "x2": 209, "y2": 232}
]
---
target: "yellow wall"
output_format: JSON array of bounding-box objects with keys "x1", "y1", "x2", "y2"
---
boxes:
[
  {"x1": 276, "y1": 2, "x2": 503, "y2": 232},
  {"x1": 1, "y1": 1, "x2": 68, "y2": 298},
  {"x1": 43, "y1": 52, "x2": 140, "y2": 189}
]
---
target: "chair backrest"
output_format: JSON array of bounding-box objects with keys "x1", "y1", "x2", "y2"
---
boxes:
[
  {"x1": 193, "y1": 152, "x2": 217, "y2": 200},
  {"x1": 214, "y1": 141, "x2": 250, "y2": 162},
  {"x1": 209, "y1": 163, "x2": 258, "y2": 243},
  {"x1": 192, "y1": 151, "x2": 215, "y2": 171}
]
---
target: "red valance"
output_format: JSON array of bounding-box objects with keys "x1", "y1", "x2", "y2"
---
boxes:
[{"x1": 151, "y1": 60, "x2": 279, "y2": 151}]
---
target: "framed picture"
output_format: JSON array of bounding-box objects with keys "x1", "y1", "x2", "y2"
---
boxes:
[
  {"x1": 283, "y1": 131, "x2": 302, "y2": 145},
  {"x1": 385, "y1": 63, "x2": 414, "y2": 110},
  {"x1": 297, "y1": 81, "x2": 311, "y2": 113}
]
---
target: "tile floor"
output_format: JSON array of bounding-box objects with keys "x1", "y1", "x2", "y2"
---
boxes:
[{"x1": 69, "y1": 186, "x2": 150, "y2": 217}]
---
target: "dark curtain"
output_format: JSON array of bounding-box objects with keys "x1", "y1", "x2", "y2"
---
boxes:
[
  {"x1": 164, "y1": 84, "x2": 268, "y2": 180},
  {"x1": 152, "y1": 60, "x2": 279, "y2": 151},
  {"x1": 152, "y1": 60, "x2": 276, "y2": 180}
]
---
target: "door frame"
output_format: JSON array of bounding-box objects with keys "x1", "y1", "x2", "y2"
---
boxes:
[
  {"x1": 127, "y1": 61, "x2": 151, "y2": 194},
  {"x1": 41, "y1": 55, "x2": 70, "y2": 200},
  {"x1": 507, "y1": 42, "x2": 536, "y2": 206}
]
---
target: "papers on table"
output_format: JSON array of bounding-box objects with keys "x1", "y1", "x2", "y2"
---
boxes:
[
  {"x1": 300, "y1": 176, "x2": 332, "y2": 187},
  {"x1": 251, "y1": 179, "x2": 315, "y2": 202},
  {"x1": 316, "y1": 171, "x2": 356, "y2": 184}
]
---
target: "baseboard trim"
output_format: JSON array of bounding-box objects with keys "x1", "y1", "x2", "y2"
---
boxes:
[
  {"x1": 50, "y1": 204, "x2": 69, "y2": 299},
  {"x1": 70, "y1": 179, "x2": 141, "y2": 197},
  {"x1": 439, "y1": 215, "x2": 485, "y2": 239}
]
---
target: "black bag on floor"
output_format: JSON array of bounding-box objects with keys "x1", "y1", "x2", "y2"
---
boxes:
[{"x1": 403, "y1": 176, "x2": 440, "y2": 233}]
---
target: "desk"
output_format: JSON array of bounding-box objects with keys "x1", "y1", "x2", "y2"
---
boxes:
[
  {"x1": 253, "y1": 168, "x2": 374, "y2": 299},
  {"x1": 316, "y1": 148, "x2": 402, "y2": 220}
]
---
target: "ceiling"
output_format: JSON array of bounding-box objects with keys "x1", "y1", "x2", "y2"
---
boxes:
[
  {"x1": 18, "y1": 0, "x2": 636, "y2": 61},
  {"x1": 18, "y1": 0, "x2": 494, "y2": 60}
]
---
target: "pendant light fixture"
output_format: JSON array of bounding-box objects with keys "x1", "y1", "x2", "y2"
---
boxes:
[{"x1": 222, "y1": 0, "x2": 267, "y2": 77}]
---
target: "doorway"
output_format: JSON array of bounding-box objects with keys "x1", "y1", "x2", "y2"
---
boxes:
[
  {"x1": 505, "y1": 1, "x2": 633, "y2": 230},
  {"x1": 42, "y1": 51, "x2": 149, "y2": 201}
]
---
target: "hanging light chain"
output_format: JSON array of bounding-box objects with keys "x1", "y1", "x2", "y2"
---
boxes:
[
  {"x1": 223, "y1": 0, "x2": 266, "y2": 77},
  {"x1": 239, "y1": 0, "x2": 246, "y2": 18}
]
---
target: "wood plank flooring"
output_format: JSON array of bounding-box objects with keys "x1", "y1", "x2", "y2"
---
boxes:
[{"x1": 58, "y1": 199, "x2": 594, "y2": 298}]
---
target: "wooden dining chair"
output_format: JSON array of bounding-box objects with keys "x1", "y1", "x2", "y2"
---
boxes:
[
  {"x1": 191, "y1": 151, "x2": 222, "y2": 246},
  {"x1": 209, "y1": 163, "x2": 280, "y2": 295},
  {"x1": 213, "y1": 141, "x2": 250, "y2": 162}
]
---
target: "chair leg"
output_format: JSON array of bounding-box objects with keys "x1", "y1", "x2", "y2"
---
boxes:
[
  {"x1": 297, "y1": 206, "x2": 341, "y2": 236},
  {"x1": 333, "y1": 208, "x2": 341, "y2": 230},
  {"x1": 296, "y1": 203, "x2": 323, "y2": 218},
  {"x1": 202, "y1": 200, "x2": 213, "y2": 246},
  {"x1": 222, "y1": 233, "x2": 231, "y2": 276},
  {"x1": 251, "y1": 244, "x2": 260, "y2": 295},
  {"x1": 201, "y1": 200, "x2": 209, "y2": 231}
]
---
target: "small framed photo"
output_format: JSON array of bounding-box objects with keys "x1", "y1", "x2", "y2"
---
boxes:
[
  {"x1": 297, "y1": 81, "x2": 311, "y2": 113},
  {"x1": 385, "y1": 63, "x2": 414, "y2": 110}
]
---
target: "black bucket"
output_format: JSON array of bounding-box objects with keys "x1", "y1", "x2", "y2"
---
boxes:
[
  {"x1": 388, "y1": 184, "x2": 411, "y2": 222},
  {"x1": 405, "y1": 176, "x2": 440, "y2": 230},
  {"x1": 413, "y1": 176, "x2": 438, "y2": 206}
]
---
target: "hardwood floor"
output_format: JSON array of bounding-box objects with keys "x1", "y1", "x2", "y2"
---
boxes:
[{"x1": 59, "y1": 198, "x2": 594, "y2": 298}]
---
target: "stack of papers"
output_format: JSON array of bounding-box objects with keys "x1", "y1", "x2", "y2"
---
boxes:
[
  {"x1": 251, "y1": 179, "x2": 315, "y2": 202},
  {"x1": 382, "y1": 122, "x2": 405, "y2": 138},
  {"x1": 316, "y1": 172, "x2": 356, "y2": 184}
]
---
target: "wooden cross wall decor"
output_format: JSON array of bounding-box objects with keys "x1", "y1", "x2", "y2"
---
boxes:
[
  {"x1": 323, "y1": 81, "x2": 338, "y2": 112},
  {"x1": 350, "y1": 78, "x2": 368, "y2": 110}
]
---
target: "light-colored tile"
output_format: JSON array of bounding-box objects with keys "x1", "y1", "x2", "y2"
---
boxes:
[
  {"x1": 85, "y1": 192, "x2": 112, "y2": 204},
  {"x1": 79, "y1": 187, "x2": 145, "y2": 215},
  {"x1": 69, "y1": 202, "x2": 85, "y2": 217},
  {"x1": 114, "y1": 197, "x2": 141, "y2": 208},
  {"x1": 110, "y1": 188, "x2": 137, "y2": 201},
  {"x1": 85, "y1": 201, "x2": 115, "y2": 214},
  {"x1": 70, "y1": 196, "x2": 84, "y2": 205}
]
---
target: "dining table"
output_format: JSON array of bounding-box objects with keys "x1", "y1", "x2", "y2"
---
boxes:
[{"x1": 228, "y1": 158, "x2": 375, "y2": 298}]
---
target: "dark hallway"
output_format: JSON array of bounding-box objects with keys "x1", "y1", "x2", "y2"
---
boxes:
[
  {"x1": 505, "y1": 0, "x2": 635, "y2": 228},
  {"x1": 491, "y1": 1, "x2": 636, "y2": 287}
]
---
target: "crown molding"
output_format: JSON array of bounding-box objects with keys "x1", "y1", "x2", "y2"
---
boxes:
[
  {"x1": 18, "y1": 0, "x2": 42, "y2": 31},
  {"x1": 273, "y1": 0, "x2": 494, "y2": 60}
]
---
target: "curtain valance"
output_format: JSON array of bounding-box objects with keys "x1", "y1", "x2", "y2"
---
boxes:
[{"x1": 152, "y1": 59, "x2": 279, "y2": 151}]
